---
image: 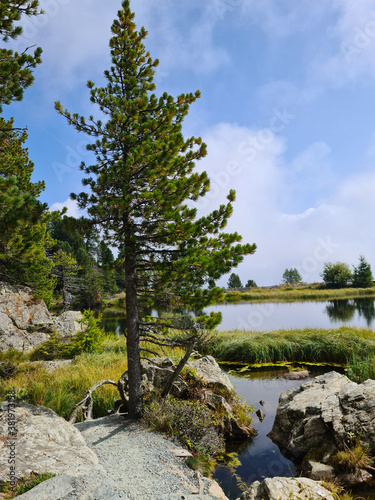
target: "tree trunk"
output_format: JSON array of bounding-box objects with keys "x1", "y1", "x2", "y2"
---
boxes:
[
  {"x1": 125, "y1": 251, "x2": 142, "y2": 419},
  {"x1": 161, "y1": 341, "x2": 195, "y2": 398}
]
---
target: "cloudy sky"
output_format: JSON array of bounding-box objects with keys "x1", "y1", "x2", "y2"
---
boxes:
[{"x1": 5, "y1": 0, "x2": 375, "y2": 286}]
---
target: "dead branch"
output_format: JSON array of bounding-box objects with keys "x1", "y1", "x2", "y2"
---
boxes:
[{"x1": 68, "y1": 380, "x2": 118, "y2": 424}]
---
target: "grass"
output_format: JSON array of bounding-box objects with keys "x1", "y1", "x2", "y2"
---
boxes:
[
  {"x1": 0, "y1": 332, "x2": 188, "y2": 420},
  {"x1": 0, "y1": 473, "x2": 56, "y2": 499},
  {"x1": 223, "y1": 285, "x2": 375, "y2": 303},
  {"x1": 202, "y1": 326, "x2": 375, "y2": 371}
]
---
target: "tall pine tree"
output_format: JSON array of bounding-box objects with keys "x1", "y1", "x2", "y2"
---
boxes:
[
  {"x1": 0, "y1": 117, "x2": 54, "y2": 303},
  {"x1": 0, "y1": 1, "x2": 42, "y2": 112},
  {"x1": 55, "y1": 0, "x2": 256, "y2": 417}
]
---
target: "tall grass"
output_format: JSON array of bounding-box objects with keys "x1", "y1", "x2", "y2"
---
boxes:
[
  {"x1": 224, "y1": 286, "x2": 375, "y2": 303},
  {"x1": 203, "y1": 327, "x2": 375, "y2": 369},
  {"x1": 0, "y1": 333, "x2": 187, "y2": 420}
]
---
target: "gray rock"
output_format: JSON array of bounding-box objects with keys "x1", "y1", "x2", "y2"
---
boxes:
[
  {"x1": 188, "y1": 356, "x2": 234, "y2": 391},
  {"x1": 53, "y1": 311, "x2": 83, "y2": 337},
  {"x1": 0, "y1": 402, "x2": 103, "y2": 482},
  {"x1": 282, "y1": 370, "x2": 309, "y2": 380},
  {"x1": 0, "y1": 282, "x2": 83, "y2": 352},
  {"x1": 268, "y1": 371, "x2": 375, "y2": 462},
  {"x1": 238, "y1": 477, "x2": 334, "y2": 500},
  {"x1": 305, "y1": 461, "x2": 335, "y2": 481}
]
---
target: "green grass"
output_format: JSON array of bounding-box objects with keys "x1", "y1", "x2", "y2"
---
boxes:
[
  {"x1": 0, "y1": 333, "x2": 187, "y2": 420},
  {"x1": 224, "y1": 285, "x2": 375, "y2": 303},
  {"x1": 202, "y1": 327, "x2": 375, "y2": 371}
]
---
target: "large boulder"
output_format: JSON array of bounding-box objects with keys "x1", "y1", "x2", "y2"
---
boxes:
[
  {"x1": 0, "y1": 402, "x2": 103, "y2": 484},
  {"x1": 238, "y1": 477, "x2": 334, "y2": 500},
  {"x1": 188, "y1": 355, "x2": 234, "y2": 392},
  {"x1": 0, "y1": 282, "x2": 82, "y2": 352},
  {"x1": 268, "y1": 371, "x2": 375, "y2": 462}
]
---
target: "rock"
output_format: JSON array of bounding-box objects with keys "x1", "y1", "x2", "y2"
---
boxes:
[
  {"x1": 238, "y1": 477, "x2": 334, "y2": 500},
  {"x1": 188, "y1": 356, "x2": 234, "y2": 392},
  {"x1": 0, "y1": 402, "x2": 103, "y2": 482},
  {"x1": 282, "y1": 370, "x2": 309, "y2": 380},
  {"x1": 0, "y1": 282, "x2": 83, "y2": 352},
  {"x1": 338, "y1": 469, "x2": 373, "y2": 487},
  {"x1": 118, "y1": 357, "x2": 186, "y2": 398},
  {"x1": 268, "y1": 371, "x2": 375, "y2": 462},
  {"x1": 256, "y1": 408, "x2": 265, "y2": 421},
  {"x1": 52, "y1": 311, "x2": 83, "y2": 337},
  {"x1": 304, "y1": 461, "x2": 335, "y2": 481}
]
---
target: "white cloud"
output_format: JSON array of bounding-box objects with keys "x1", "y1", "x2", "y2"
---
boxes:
[
  {"x1": 196, "y1": 122, "x2": 375, "y2": 286},
  {"x1": 49, "y1": 198, "x2": 81, "y2": 218}
]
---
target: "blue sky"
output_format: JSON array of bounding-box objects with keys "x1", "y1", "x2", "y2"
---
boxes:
[{"x1": 5, "y1": 0, "x2": 375, "y2": 286}]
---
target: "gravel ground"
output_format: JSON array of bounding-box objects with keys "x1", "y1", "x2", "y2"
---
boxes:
[
  {"x1": 74, "y1": 414, "x2": 228, "y2": 499},
  {"x1": 15, "y1": 414, "x2": 228, "y2": 499}
]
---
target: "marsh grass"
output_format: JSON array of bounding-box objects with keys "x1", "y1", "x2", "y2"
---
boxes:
[
  {"x1": 224, "y1": 286, "x2": 375, "y2": 303},
  {"x1": 0, "y1": 337, "x2": 129, "y2": 419},
  {"x1": 203, "y1": 327, "x2": 375, "y2": 369},
  {"x1": 0, "y1": 332, "x2": 187, "y2": 420}
]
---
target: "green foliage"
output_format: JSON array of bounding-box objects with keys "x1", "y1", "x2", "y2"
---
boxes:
[
  {"x1": 227, "y1": 273, "x2": 243, "y2": 289},
  {"x1": 281, "y1": 268, "x2": 303, "y2": 285},
  {"x1": 141, "y1": 393, "x2": 224, "y2": 459},
  {"x1": 55, "y1": 0, "x2": 256, "y2": 416},
  {"x1": 245, "y1": 279, "x2": 257, "y2": 288},
  {"x1": 0, "y1": 117, "x2": 55, "y2": 304},
  {"x1": 32, "y1": 310, "x2": 105, "y2": 360},
  {"x1": 321, "y1": 261, "x2": 353, "y2": 289},
  {"x1": 346, "y1": 353, "x2": 375, "y2": 383},
  {"x1": 51, "y1": 249, "x2": 81, "y2": 311},
  {"x1": 352, "y1": 255, "x2": 373, "y2": 288},
  {"x1": 0, "y1": 1, "x2": 43, "y2": 112}
]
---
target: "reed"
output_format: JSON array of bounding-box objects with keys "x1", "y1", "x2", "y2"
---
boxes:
[
  {"x1": 203, "y1": 327, "x2": 375, "y2": 369},
  {"x1": 224, "y1": 286, "x2": 375, "y2": 303}
]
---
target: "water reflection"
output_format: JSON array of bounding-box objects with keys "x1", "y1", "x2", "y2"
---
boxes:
[
  {"x1": 100, "y1": 297, "x2": 375, "y2": 335},
  {"x1": 325, "y1": 298, "x2": 375, "y2": 327}
]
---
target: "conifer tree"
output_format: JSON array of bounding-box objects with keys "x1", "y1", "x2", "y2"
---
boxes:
[
  {"x1": 0, "y1": 1, "x2": 42, "y2": 113},
  {"x1": 0, "y1": 117, "x2": 54, "y2": 303},
  {"x1": 55, "y1": 0, "x2": 256, "y2": 417},
  {"x1": 353, "y1": 256, "x2": 373, "y2": 288}
]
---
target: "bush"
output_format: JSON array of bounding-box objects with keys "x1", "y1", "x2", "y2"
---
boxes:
[
  {"x1": 141, "y1": 393, "x2": 224, "y2": 459},
  {"x1": 321, "y1": 262, "x2": 353, "y2": 289},
  {"x1": 32, "y1": 310, "x2": 105, "y2": 360}
]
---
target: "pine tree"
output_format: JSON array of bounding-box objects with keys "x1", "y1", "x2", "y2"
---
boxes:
[
  {"x1": 55, "y1": 0, "x2": 256, "y2": 417},
  {"x1": 227, "y1": 273, "x2": 243, "y2": 289},
  {"x1": 353, "y1": 256, "x2": 373, "y2": 288},
  {"x1": 52, "y1": 249, "x2": 81, "y2": 312},
  {"x1": 0, "y1": 117, "x2": 54, "y2": 303},
  {"x1": 0, "y1": 1, "x2": 43, "y2": 113}
]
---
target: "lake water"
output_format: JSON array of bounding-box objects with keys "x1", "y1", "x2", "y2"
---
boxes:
[
  {"x1": 204, "y1": 297, "x2": 375, "y2": 331},
  {"x1": 214, "y1": 366, "x2": 375, "y2": 500},
  {"x1": 100, "y1": 297, "x2": 375, "y2": 334}
]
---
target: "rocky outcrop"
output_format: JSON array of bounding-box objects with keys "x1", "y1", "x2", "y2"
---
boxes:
[
  {"x1": 0, "y1": 401, "x2": 103, "y2": 483},
  {"x1": 238, "y1": 477, "x2": 334, "y2": 500},
  {"x1": 188, "y1": 356, "x2": 234, "y2": 392},
  {"x1": 117, "y1": 356, "x2": 252, "y2": 439},
  {"x1": 0, "y1": 282, "x2": 82, "y2": 352},
  {"x1": 268, "y1": 371, "x2": 375, "y2": 462}
]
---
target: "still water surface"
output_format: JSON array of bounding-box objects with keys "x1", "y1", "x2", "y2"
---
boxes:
[
  {"x1": 214, "y1": 367, "x2": 375, "y2": 500},
  {"x1": 204, "y1": 297, "x2": 375, "y2": 331},
  {"x1": 100, "y1": 297, "x2": 375, "y2": 334}
]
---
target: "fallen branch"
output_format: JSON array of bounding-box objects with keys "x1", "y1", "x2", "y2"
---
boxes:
[{"x1": 69, "y1": 380, "x2": 118, "y2": 424}]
